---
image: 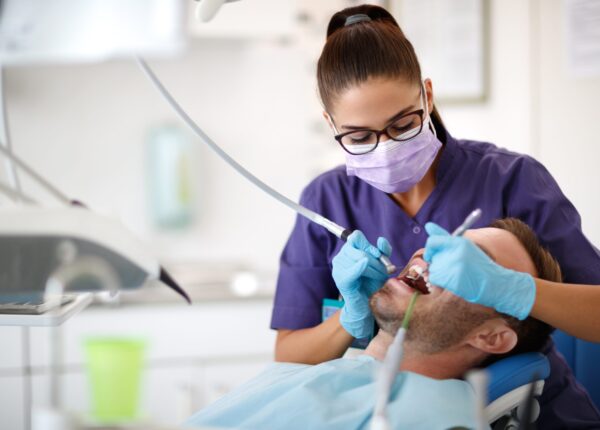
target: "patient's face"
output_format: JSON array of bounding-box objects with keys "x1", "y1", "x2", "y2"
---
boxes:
[{"x1": 369, "y1": 227, "x2": 536, "y2": 354}]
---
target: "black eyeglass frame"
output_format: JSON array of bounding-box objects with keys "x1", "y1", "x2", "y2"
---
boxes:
[{"x1": 333, "y1": 108, "x2": 425, "y2": 155}]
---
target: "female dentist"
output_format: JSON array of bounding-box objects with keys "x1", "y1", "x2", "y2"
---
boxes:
[{"x1": 270, "y1": 4, "x2": 600, "y2": 427}]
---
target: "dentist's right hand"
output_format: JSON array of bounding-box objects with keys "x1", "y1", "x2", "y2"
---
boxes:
[
  {"x1": 423, "y1": 222, "x2": 536, "y2": 320},
  {"x1": 332, "y1": 231, "x2": 392, "y2": 339}
]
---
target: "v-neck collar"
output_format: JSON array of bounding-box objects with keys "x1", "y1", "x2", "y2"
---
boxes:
[{"x1": 377, "y1": 131, "x2": 460, "y2": 227}]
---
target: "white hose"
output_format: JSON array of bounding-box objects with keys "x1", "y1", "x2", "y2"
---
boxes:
[
  {"x1": 371, "y1": 327, "x2": 407, "y2": 430},
  {"x1": 0, "y1": 180, "x2": 36, "y2": 204},
  {"x1": 0, "y1": 143, "x2": 71, "y2": 205},
  {"x1": 0, "y1": 66, "x2": 24, "y2": 200},
  {"x1": 135, "y1": 57, "x2": 347, "y2": 239},
  {"x1": 135, "y1": 57, "x2": 398, "y2": 274}
]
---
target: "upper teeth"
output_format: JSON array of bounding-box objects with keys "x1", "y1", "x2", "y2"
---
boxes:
[{"x1": 412, "y1": 265, "x2": 424, "y2": 276}]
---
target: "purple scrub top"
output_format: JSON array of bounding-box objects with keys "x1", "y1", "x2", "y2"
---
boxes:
[{"x1": 271, "y1": 128, "x2": 600, "y2": 428}]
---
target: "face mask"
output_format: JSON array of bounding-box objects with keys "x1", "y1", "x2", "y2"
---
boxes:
[{"x1": 344, "y1": 86, "x2": 441, "y2": 194}]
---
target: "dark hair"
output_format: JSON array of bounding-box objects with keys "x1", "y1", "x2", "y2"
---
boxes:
[
  {"x1": 317, "y1": 4, "x2": 445, "y2": 130},
  {"x1": 486, "y1": 218, "x2": 562, "y2": 361}
]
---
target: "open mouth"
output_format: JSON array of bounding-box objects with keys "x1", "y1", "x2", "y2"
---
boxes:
[{"x1": 398, "y1": 264, "x2": 430, "y2": 294}]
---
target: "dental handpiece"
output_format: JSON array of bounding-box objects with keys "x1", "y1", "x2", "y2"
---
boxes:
[
  {"x1": 135, "y1": 58, "x2": 397, "y2": 274},
  {"x1": 339, "y1": 229, "x2": 396, "y2": 274},
  {"x1": 378, "y1": 254, "x2": 396, "y2": 274},
  {"x1": 451, "y1": 208, "x2": 483, "y2": 237}
]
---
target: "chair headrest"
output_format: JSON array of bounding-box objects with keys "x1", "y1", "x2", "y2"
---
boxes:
[{"x1": 485, "y1": 352, "x2": 550, "y2": 402}]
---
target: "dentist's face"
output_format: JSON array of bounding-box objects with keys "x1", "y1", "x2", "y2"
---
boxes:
[{"x1": 324, "y1": 77, "x2": 433, "y2": 135}]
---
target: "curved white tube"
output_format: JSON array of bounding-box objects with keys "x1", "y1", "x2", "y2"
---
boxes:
[
  {"x1": 371, "y1": 327, "x2": 407, "y2": 430},
  {"x1": 135, "y1": 57, "x2": 347, "y2": 239},
  {"x1": 135, "y1": 57, "x2": 396, "y2": 274}
]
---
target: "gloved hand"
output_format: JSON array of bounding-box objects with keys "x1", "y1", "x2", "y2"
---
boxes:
[
  {"x1": 423, "y1": 222, "x2": 536, "y2": 320},
  {"x1": 332, "y1": 230, "x2": 392, "y2": 338}
]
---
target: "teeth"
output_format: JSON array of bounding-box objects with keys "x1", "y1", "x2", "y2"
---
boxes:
[
  {"x1": 412, "y1": 265, "x2": 424, "y2": 276},
  {"x1": 406, "y1": 264, "x2": 424, "y2": 280}
]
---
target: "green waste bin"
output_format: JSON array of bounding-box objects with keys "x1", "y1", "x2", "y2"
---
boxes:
[{"x1": 84, "y1": 337, "x2": 146, "y2": 423}]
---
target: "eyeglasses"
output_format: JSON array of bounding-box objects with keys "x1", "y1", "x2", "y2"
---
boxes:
[{"x1": 334, "y1": 109, "x2": 425, "y2": 155}]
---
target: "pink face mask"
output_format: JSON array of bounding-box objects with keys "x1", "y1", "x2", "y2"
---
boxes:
[{"x1": 344, "y1": 88, "x2": 441, "y2": 194}]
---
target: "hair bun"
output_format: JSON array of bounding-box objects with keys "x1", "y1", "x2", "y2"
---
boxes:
[
  {"x1": 344, "y1": 14, "x2": 372, "y2": 27},
  {"x1": 326, "y1": 4, "x2": 400, "y2": 38}
]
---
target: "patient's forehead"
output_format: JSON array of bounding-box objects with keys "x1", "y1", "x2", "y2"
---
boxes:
[{"x1": 464, "y1": 227, "x2": 537, "y2": 276}]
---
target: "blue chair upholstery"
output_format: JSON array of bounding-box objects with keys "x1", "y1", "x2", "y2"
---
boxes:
[
  {"x1": 482, "y1": 333, "x2": 600, "y2": 427},
  {"x1": 486, "y1": 353, "x2": 550, "y2": 403},
  {"x1": 553, "y1": 330, "x2": 600, "y2": 409},
  {"x1": 483, "y1": 353, "x2": 550, "y2": 427}
]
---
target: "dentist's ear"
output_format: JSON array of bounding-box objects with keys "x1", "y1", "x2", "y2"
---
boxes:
[
  {"x1": 423, "y1": 78, "x2": 434, "y2": 115},
  {"x1": 323, "y1": 111, "x2": 335, "y2": 132},
  {"x1": 466, "y1": 319, "x2": 518, "y2": 355}
]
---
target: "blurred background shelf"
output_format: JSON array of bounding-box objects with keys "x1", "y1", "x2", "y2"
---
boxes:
[{"x1": 0, "y1": 293, "x2": 93, "y2": 327}]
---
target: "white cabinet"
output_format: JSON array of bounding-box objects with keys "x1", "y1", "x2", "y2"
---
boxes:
[
  {"x1": 194, "y1": 360, "x2": 268, "y2": 408},
  {"x1": 0, "y1": 326, "x2": 24, "y2": 369},
  {"x1": 0, "y1": 376, "x2": 25, "y2": 430},
  {"x1": 142, "y1": 365, "x2": 198, "y2": 424},
  {"x1": 0, "y1": 299, "x2": 276, "y2": 429}
]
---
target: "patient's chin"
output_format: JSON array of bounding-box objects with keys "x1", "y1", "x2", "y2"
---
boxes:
[
  {"x1": 370, "y1": 287, "x2": 407, "y2": 331},
  {"x1": 370, "y1": 285, "x2": 397, "y2": 311}
]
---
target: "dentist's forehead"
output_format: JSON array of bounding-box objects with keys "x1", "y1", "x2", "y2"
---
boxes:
[
  {"x1": 330, "y1": 77, "x2": 418, "y2": 127},
  {"x1": 464, "y1": 227, "x2": 538, "y2": 277}
]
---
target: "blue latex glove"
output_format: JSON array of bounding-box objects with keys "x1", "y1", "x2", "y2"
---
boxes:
[
  {"x1": 332, "y1": 231, "x2": 392, "y2": 338},
  {"x1": 423, "y1": 222, "x2": 536, "y2": 320}
]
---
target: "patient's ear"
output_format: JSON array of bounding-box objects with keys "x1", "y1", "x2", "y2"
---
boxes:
[{"x1": 465, "y1": 319, "x2": 518, "y2": 355}]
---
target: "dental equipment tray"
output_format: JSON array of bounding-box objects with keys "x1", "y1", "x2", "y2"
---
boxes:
[
  {"x1": 0, "y1": 292, "x2": 93, "y2": 327},
  {"x1": 0, "y1": 294, "x2": 74, "y2": 314}
]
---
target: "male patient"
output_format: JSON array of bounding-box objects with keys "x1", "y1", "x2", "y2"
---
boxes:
[{"x1": 185, "y1": 218, "x2": 560, "y2": 430}]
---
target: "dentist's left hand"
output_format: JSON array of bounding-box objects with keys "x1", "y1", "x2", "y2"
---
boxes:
[{"x1": 332, "y1": 231, "x2": 392, "y2": 339}]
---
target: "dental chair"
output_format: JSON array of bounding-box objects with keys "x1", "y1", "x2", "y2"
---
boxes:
[
  {"x1": 484, "y1": 352, "x2": 550, "y2": 429},
  {"x1": 322, "y1": 300, "x2": 551, "y2": 429},
  {"x1": 485, "y1": 330, "x2": 600, "y2": 429}
]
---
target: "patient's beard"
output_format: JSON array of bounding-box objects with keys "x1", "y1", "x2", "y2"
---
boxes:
[{"x1": 371, "y1": 290, "x2": 492, "y2": 355}]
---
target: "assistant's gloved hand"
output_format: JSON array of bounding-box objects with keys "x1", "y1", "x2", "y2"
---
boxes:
[
  {"x1": 332, "y1": 231, "x2": 392, "y2": 338},
  {"x1": 423, "y1": 222, "x2": 536, "y2": 320}
]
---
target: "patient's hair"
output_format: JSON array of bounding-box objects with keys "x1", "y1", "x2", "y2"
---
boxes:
[{"x1": 484, "y1": 218, "x2": 562, "y2": 362}]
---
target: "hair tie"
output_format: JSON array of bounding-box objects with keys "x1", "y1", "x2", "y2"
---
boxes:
[{"x1": 344, "y1": 14, "x2": 372, "y2": 27}]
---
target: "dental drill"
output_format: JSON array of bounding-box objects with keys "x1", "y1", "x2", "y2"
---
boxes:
[
  {"x1": 136, "y1": 57, "x2": 397, "y2": 274},
  {"x1": 452, "y1": 209, "x2": 483, "y2": 238}
]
